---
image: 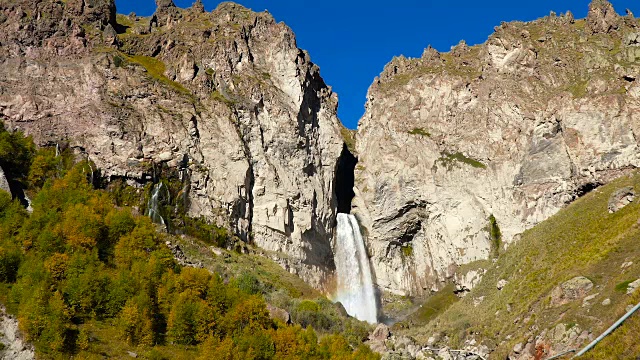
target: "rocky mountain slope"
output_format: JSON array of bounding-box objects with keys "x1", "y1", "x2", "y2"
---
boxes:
[
  {"x1": 353, "y1": 0, "x2": 640, "y2": 296},
  {"x1": 0, "y1": 0, "x2": 347, "y2": 291},
  {"x1": 2, "y1": 0, "x2": 639, "y2": 333},
  {"x1": 402, "y1": 171, "x2": 640, "y2": 359}
]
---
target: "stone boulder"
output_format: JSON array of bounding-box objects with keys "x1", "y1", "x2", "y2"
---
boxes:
[
  {"x1": 497, "y1": 279, "x2": 508, "y2": 290},
  {"x1": 266, "y1": 304, "x2": 291, "y2": 324},
  {"x1": 626, "y1": 279, "x2": 640, "y2": 294},
  {"x1": 0, "y1": 166, "x2": 11, "y2": 196},
  {"x1": 156, "y1": 0, "x2": 176, "y2": 9},
  {"x1": 367, "y1": 323, "x2": 391, "y2": 354},
  {"x1": 625, "y1": 32, "x2": 640, "y2": 46},
  {"x1": 550, "y1": 276, "x2": 594, "y2": 306},
  {"x1": 608, "y1": 186, "x2": 635, "y2": 213},
  {"x1": 369, "y1": 323, "x2": 391, "y2": 342},
  {"x1": 586, "y1": 0, "x2": 619, "y2": 34}
]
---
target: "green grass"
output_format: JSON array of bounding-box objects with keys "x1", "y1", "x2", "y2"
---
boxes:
[
  {"x1": 580, "y1": 291, "x2": 640, "y2": 359},
  {"x1": 406, "y1": 172, "x2": 640, "y2": 357},
  {"x1": 408, "y1": 128, "x2": 431, "y2": 137},
  {"x1": 340, "y1": 126, "x2": 357, "y2": 154},
  {"x1": 438, "y1": 151, "x2": 486, "y2": 170},
  {"x1": 401, "y1": 244, "x2": 414, "y2": 257},
  {"x1": 210, "y1": 90, "x2": 236, "y2": 106},
  {"x1": 488, "y1": 214, "x2": 502, "y2": 257},
  {"x1": 398, "y1": 284, "x2": 459, "y2": 328},
  {"x1": 174, "y1": 235, "x2": 321, "y2": 299},
  {"x1": 615, "y1": 280, "x2": 635, "y2": 293},
  {"x1": 93, "y1": 49, "x2": 194, "y2": 98},
  {"x1": 123, "y1": 55, "x2": 191, "y2": 96},
  {"x1": 115, "y1": 13, "x2": 134, "y2": 30},
  {"x1": 566, "y1": 78, "x2": 589, "y2": 98}
]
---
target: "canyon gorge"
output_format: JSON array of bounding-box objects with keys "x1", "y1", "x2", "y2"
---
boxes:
[{"x1": 2, "y1": 0, "x2": 640, "y2": 358}]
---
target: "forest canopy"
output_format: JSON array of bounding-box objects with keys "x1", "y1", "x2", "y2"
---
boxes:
[{"x1": 0, "y1": 124, "x2": 378, "y2": 360}]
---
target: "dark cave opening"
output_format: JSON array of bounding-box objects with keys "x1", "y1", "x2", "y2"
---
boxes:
[
  {"x1": 576, "y1": 181, "x2": 602, "y2": 198},
  {"x1": 335, "y1": 143, "x2": 357, "y2": 214}
]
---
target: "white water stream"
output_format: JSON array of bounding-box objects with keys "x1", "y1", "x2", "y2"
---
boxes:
[
  {"x1": 334, "y1": 213, "x2": 378, "y2": 323},
  {"x1": 146, "y1": 182, "x2": 168, "y2": 226}
]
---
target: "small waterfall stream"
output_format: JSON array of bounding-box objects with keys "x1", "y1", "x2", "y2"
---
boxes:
[
  {"x1": 334, "y1": 213, "x2": 378, "y2": 324},
  {"x1": 146, "y1": 182, "x2": 169, "y2": 226}
]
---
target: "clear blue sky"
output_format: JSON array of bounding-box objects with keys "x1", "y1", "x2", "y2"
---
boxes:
[{"x1": 115, "y1": 0, "x2": 640, "y2": 129}]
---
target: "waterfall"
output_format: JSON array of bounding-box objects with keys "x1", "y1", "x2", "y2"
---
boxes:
[
  {"x1": 24, "y1": 193, "x2": 33, "y2": 213},
  {"x1": 146, "y1": 182, "x2": 168, "y2": 226},
  {"x1": 86, "y1": 159, "x2": 94, "y2": 186},
  {"x1": 334, "y1": 213, "x2": 378, "y2": 324}
]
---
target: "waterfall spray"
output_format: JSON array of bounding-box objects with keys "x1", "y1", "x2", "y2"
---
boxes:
[{"x1": 334, "y1": 213, "x2": 378, "y2": 323}]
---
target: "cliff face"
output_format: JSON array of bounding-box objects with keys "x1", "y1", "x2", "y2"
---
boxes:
[
  {"x1": 0, "y1": 0, "x2": 345, "y2": 291},
  {"x1": 354, "y1": 1, "x2": 640, "y2": 295}
]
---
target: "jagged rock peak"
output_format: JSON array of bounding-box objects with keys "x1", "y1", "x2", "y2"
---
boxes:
[
  {"x1": 586, "y1": 0, "x2": 619, "y2": 34},
  {"x1": 156, "y1": 0, "x2": 176, "y2": 9},
  {"x1": 192, "y1": 0, "x2": 205, "y2": 13},
  {"x1": 80, "y1": 0, "x2": 117, "y2": 28},
  {"x1": 565, "y1": 10, "x2": 575, "y2": 23},
  {"x1": 215, "y1": 1, "x2": 251, "y2": 12},
  {"x1": 421, "y1": 45, "x2": 440, "y2": 62}
]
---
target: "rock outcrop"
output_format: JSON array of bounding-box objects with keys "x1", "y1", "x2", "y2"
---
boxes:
[
  {"x1": 0, "y1": 306, "x2": 34, "y2": 360},
  {"x1": 550, "y1": 276, "x2": 594, "y2": 306},
  {"x1": 354, "y1": 0, "x2": 640, "y2": 295},
  {"x1": 0, "y1": 167, "x2": 10, "y2": 196},
  {"x1": 0, "y1": 1, "x2": 345, "y2": 291},
  {"x1": 608, "y1": 186, "x2": 635, "y2": 212}
]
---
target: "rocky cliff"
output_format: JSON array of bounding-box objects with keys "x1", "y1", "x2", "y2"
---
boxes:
[
  {"x1": 0, "y1": 306, "x2": 34, "y2": 360},
  {"x1": 0, "y1": 0, "x2": 346, "y2": 291},
  {"x1": 354, "y1": 0, "x2": 640, "y2": 296},
  {"x1": 2, "y1": 0, "x2": 639, "y2": 305}
]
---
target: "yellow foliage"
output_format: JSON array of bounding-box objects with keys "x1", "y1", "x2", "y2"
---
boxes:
[
  {"x1": 118, "y1": 299, "x2": 154, "y2": 346},
  {"x1": 44, "y1": 253, "x2": 69, "y2": 281},
  {"x1": 198, "y1": 336, "x2": 235, "y2": 360},
  {"x1": 177, "y1": 267, "x2": 211, "y2": 298},
  {"x1": 115, "y1": 217, "x2": 158, "y2": 268}
]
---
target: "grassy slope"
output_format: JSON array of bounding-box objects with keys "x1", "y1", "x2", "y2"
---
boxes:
[
  {"x1": 174, "y1": 235, "x2": 322, "y2": 300},
  {"x1": 406, "y1": 171, "x2": 640, "y2": 358}
]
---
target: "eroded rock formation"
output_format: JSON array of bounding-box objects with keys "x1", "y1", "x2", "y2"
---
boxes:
[
  {"x1": 354, "y1": 0, "x2": 640, "y2": 295},
  {"x1": 0, "y1": 0, "x2": 345, "y2": 291}
]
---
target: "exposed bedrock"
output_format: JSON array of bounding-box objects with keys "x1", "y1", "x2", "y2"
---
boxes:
[
  {"x1": 353, "y1": 0, "x2": 640, "y2": 295},
  {"x1": 0, "y1": 1, "x2": 344, "y2": 292}
]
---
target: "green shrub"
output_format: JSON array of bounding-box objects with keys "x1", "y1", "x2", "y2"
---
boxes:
[
  {"x1": 0, "y1": 246, "x2": 21, "y2": 282},
  {"x1": 401, "y1": 244, "x2": 413, "y2": 257},
  {"x1": 0, "y1": 122, "x2": 35, "y2": 185},
  {"x1": 488, "y1": 214, "x2": 502, "y2": 256},
  {"x1": 615, "y1": 280, "x2": 635, "y2": 293},
  {"x1": 408, "y1": 127, "x2": 430, "y2": 137},
  {"x1": 340, "y1": 126, "x2": 357, "y2": 153},
  {"x1": 438, "y1": 151, "x2": 486, "y2": 169},
  {"x1": 297, "y1": 300, "x2": 320, "y2": 312},
  {"x1": 183, "y1": 216, "x2": 228, "y2": 248},
  {"x1": 113, "y1": 54, "x2": 124, "y2": 68}
]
